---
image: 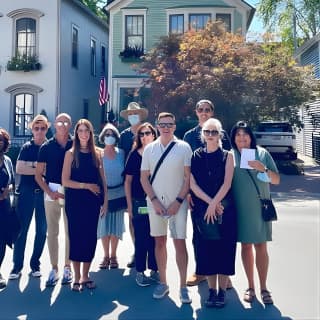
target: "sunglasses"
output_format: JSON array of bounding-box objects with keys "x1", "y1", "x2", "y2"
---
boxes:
[
  {"x1": 158, "y1": 123, "x2": 175, "y2": 129},
  {"x1": 33, "y1": 126, "x2": 47, "y2": 132},
  {"x1": 203, "y1": 129, "x2": 219, "y2": 136},
  {"x1": 56, "y1": 121, "x2": 70, "y2": 127},
  {"x1": 138, "y1": 131, "x2": 152, "y2": 138},
  {"x1": 197, "y1": 107, "x2": 212, "y2": 113}
]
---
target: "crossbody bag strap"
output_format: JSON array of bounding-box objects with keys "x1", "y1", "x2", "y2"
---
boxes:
[
  {"x1": 150, "y1": 141, "x2": 176, "y2": 185},
  {"x1": 246, "y1": 169, "x2": 262, "y2": 199}
]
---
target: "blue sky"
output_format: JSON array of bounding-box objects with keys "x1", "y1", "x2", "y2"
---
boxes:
[{"x1": 246, "y1": 0, "x2": 266, "y2": 41}]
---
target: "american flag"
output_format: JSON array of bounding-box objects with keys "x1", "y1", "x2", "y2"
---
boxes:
[{"x1": 99, "y1": 75, "x2": 109, "y2": 106}]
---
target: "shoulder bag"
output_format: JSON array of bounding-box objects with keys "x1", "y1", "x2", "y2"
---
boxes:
[
  {"x1": 149, "y1": 141, "x2": 176, "y2": 185},
  {"x1": 247, "y1": 170, "x2": 277, "y2": 222}
]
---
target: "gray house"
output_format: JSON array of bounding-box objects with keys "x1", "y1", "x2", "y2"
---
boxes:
[
  {"x1": 294, "y1": 33, "x2": 320, "y2": 162},
  {"x1": 105, "y1": 0, "x2": 255, "y2": 125}
]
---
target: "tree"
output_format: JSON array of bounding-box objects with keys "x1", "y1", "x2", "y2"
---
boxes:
[
  {"x1": 257, "y1": 0, "x2": 320, "y2": 52},
  {"x1": 137, "y1": 22, "x2": 317, "y2": 130},
  {"x1": 79, "y1": 0, "x2": 107, "y2": 21}
]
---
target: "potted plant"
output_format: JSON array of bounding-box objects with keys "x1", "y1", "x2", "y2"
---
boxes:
[
  {"x1": 7, "y1": 54, "x2": 41, "y2": 72},
  {"x1": 119, "y1": 45, "x2": 144, "y2": 61}
]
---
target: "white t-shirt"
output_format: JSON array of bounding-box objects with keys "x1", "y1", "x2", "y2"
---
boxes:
[{"x1": 141, "y1": 137, "x2": 192, "y2": 206}]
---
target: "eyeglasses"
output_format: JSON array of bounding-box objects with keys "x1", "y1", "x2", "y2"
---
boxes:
[
  {"x1": 197, "y1": 107, "x2": 212, "y2": 113},
  {"x1": 33, "y1": 126, "x2": 47, "y2": 132},
  {"x1": 56, "y1": 121, "x2": 70, "y2": 127},
  {"x1": 138, "y1": 131, "x2": 152, "y2": 138},
  {"x1": 158, "y1": 123, "x2": 175, "y2": 129},
  {"x1": 203, "y1": 129, "x2": 219, "y2": 136}
]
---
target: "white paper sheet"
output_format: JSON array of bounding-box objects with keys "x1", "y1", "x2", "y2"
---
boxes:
[
  {"x1": 240, "y1": 148, "x2": 255, "y2": 169},
  {"x1": 45, "y1": 182, "x2": 61, "y2": 201}
]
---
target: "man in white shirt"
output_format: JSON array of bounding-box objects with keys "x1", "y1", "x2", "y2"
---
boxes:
[{"x1": 141, "y1": 112, "x2": 192, "y2": 304}]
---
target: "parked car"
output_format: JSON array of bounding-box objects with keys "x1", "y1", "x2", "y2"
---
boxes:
[{"x1": 254, "y1": 121, "x2": 297, "y2": 160}]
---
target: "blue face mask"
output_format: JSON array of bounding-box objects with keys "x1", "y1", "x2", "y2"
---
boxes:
[
  {"x1": 257, "y1": 172, "x2": 271, "y2": 183},
  {"x1": 104, "y1": 136, "x2": 116, "y2": 146}
]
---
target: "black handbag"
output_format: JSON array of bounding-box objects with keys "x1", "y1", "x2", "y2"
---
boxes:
[
  {"x1": 247, "y1": 170, "x2": 278, "y2": 222},
  {"x1": 260, "y1": 199, "x2": 277, "y2": 221},
  {"x1": 194, "y1": 212, "x2": 221, "y2": 240},
  {"x1": 5, "y1": 192, "x2": 21, "y2": 248}
]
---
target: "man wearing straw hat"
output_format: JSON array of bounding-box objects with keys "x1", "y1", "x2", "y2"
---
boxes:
[
  {"x1": 119, "y1": 102, "x2": 148, "y2": 268},
  {"x1": 9, "y1": 115, "x2": 50, "y2": 280}
]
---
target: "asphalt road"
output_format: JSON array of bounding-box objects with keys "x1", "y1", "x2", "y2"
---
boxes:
[{"x1": 0, "y1": 156, "x2": 319, "y2": 320}]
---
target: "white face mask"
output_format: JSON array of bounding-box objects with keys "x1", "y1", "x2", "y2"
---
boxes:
[
  {"x1": 104, "y1": 136, "x2": 116, "y2": 145},
  {"x1": 128, "y1": 114, "x2": 140, "y2": 126}
]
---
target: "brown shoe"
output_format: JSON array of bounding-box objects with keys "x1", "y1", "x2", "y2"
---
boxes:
[{"x1": 186, "y1": 273, "x2": 206, "y2": 286}]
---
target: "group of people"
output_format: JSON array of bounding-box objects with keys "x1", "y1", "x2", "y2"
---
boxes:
[{"x1": 0, "y1": 99, "x2": 280, "y2": 308}]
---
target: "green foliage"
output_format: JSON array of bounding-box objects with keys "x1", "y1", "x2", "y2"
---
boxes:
[
  {"x1": 79, "y1": 0, "x2": 108, "y2": 21},
  {"x1": 257, "y1": 0, "x2": 320, "y2": 51},
  {"x1": 137, "y1": 22, "x2": 317, "y2": 130},
  {"x1": 7, "y1": 54, "x2": 41, "y2": 72}
]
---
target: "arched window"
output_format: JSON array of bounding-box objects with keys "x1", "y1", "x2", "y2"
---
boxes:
[
  {"x1": 16, "y1": 17, "x2": 36, "y2": 57},
  {"x1": 14, "y1": 93, "x2": 34, "y2": 136}
]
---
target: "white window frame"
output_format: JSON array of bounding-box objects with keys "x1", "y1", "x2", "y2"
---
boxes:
[
  {"x1": 166, "y1": 7, "x2": 234, "y2": 34},
  {"x1": 121, "y1": 9, "x2": 147, "y2": 51},
  {"x1": 7, "y1": 8, "x2": 44, "y2": 58},
  {"x1": 5, "y1": 83, "x2": 43, "y2": 137},
  {"x1": 71, "y1": 24, "x2": 79, "y2": 69},
  {"x1": 90, "y1": 36, "x2": 97, "y2": 76}
]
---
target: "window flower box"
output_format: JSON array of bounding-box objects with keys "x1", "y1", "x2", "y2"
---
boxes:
[
  {"x1": 119, "y1": 46, "x2": 144, "y2": 62},
  {"x1": 7, "y1": 55, "x2": 41, "y2": 72}
]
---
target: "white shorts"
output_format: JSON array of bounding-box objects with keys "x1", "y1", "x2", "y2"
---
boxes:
[{"x1": 147, "y1": 202, "x2": 188, "y2": 239}]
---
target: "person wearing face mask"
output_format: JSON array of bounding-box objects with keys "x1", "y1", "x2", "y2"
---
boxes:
[
  {"x1": 97, "y1": 123, "x2": 126, "y2": 269},
  {"x1": 119, "y1": 102, "x2": 149, "y2": 268}
]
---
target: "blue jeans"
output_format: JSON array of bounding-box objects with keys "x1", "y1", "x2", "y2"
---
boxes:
[
  {"x1": 13, "y1": 186, "x2": 47, "y2": 271},
  {"x1": 132, "y1": 199, "x2": 157, "y2": 273}
]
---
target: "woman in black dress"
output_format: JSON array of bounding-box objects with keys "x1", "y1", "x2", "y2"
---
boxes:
[
  {"x1": 0, "y1": 128, "x2": 15, "y2": 289},
  {"x1": 62, "y1": 119, "x2": 107, "y2": 291},
  {"x1": 190, "y1": 118, "x2": 236, "y2": 308}
]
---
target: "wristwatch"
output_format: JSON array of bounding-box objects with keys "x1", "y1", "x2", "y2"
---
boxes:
[{"x1": 176, "y1": 197, "x2": 184, "y2": 204}]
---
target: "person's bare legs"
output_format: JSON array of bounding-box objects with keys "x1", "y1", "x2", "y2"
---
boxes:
[
  {"x1": 101, "y1": 236, "x2": 110, "y2": 258},
  {"x1": 218, "y1": 274, "x2": 228, "y2": 291},
  {"x1": 241, "y1": 243, "x2": 255, "y2": 289},
  {"x1": 155, "y1": 236, "x2": 167, "y2": 284},
  {"x1": 72, "y1": 261, "x2": 81, "y2": 284},
  {"x1": 254, "y1": 242, "x2": 269, "y2": 291},
  {"x1": 81, "y1": 262, "x2": 91, "y2": 283},
  {"x1": 110, "y1": 235, "x2": 119, "y2": 258},
  {"x1": 207, "y1": 274, "x2": 217, "y2": 289},
  {"x1": 173, "y1": 239, "x2": 188, "y2": 287}
]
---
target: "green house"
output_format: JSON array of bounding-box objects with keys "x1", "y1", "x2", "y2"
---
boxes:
[{"x1": 105, "y1": 0, "x2": 255, "y2": 125}]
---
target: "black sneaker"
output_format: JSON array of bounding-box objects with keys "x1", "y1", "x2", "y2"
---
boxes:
[
  {"x1": 205, "y1": 288, "x2": 217, "y2": 308},
  {"x1": 0, "y1": 273, "x2": 6, "y2": 289},
  {"x1": 127, "y1": 255, "x2": 135, "y2": 268},
  {"x1": 215, "y1": 288, "x2": 226, "y2": 308}
]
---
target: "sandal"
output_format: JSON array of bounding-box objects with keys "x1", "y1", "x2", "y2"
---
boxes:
[
  {"x1": 261, "y1": 289, "x2": 273, "y2": 305},
  {"x1": 71, "y1": 282, "x2": 83, "y2": 292},
  {"x1": 81, "y1": 280, "x2": 96, "y2": 290},
  {"x1": 243, "y1": 288, "x2": 255, "y2": 303},
  {"x1": 99, "y1": 257, "x2": 109, "y2": 269},
  {"x1": 109, "y1": 257, "x2": 119, "y2": 269}
]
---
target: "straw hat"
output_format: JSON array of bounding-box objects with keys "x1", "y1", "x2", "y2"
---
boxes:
[
  {"x1": 28, "y1": 114, "x2": 51, "y2": 129},
  {"x1": 120, "y1": 102, "x2": 148, "y2": 121}
]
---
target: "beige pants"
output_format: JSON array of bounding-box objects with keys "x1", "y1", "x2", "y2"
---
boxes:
[{"x1": 44, "y1": 199, "x2": 70, "y2": 268}]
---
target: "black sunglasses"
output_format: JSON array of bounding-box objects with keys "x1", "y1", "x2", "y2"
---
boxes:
[
  {"x1": 203, "y1": 129, "x2": 219, "y2": 136},
  {"x1": 158, "y1": 123, "x2": 175, "y2": 128},
  {"x1": 138, "y1": 131, "x2": 152, "y2": 137},
  {"x1": 33, "y1": 126, "x2": 47, "y2": 132}
]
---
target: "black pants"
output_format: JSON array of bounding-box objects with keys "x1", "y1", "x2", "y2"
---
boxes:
[{"x1": 132, "y1": 199, "x2": 157, "y2": 273}]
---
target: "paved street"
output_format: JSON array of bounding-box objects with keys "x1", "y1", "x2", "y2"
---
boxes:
[{"x1": 0, "y1": 156, "x2": 319, "y2": 320}]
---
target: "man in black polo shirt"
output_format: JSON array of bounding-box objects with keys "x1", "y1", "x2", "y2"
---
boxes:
[
  {"x1": 183, "y1": 99, "x2": 232, "y2": 288},
  {"x1": 35, "y1": 113, "x2": 73, "y2": 287},
  {"x1": 9, "y1": 115, "x2": 49, "y2": 280}
]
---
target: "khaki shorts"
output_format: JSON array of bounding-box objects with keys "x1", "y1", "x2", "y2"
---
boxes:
[{"x1": 148, "y1": 202, "x2": 188, "y2": 239}]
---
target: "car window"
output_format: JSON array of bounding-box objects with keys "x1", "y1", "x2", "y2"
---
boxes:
[{"x1": 257, "y1": 123, "x2": 292, "y2": 133}]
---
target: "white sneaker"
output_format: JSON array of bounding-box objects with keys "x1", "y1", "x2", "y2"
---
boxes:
[
  {"x1": 45, "y1": 269, "x2": 59, "y2": 287},
  {"x1": 61, "y1": 266, "x2": 73, "y2": 285},
  {"x1": 8, "y1": 270, "x2": 21, "y2": 280},
  {"x1": 31, "y1": 269, "x2": 42, "y2": 278}
]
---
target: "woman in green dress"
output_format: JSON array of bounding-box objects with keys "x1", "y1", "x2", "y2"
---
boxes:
[{"x1": 230, "y1": 121, "x2": 280, "y2": 305}]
